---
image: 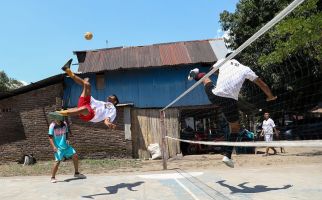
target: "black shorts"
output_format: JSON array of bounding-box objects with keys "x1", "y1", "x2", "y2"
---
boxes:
[{"x1": 204, "y1": 82, "x2": 239, "y2": 122}]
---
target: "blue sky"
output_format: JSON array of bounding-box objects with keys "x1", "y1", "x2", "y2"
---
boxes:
[{"x1": 0, "y1": 0, "x2": 238, "y2": 84}]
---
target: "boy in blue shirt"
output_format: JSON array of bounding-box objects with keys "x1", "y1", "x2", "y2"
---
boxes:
[{"x1": 48, "y1": 119, "x2": 85, "y2": 183}]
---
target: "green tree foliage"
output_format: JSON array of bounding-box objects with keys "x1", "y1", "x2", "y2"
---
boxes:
[
  {"x1": 259, "y1": 0, "x2": 322, "y2": 67},
  {"x1": 219, "y1": 0, "x2": 322, "y2": 114},
  {"x1": 0, "y1": 71, "x2": 24, "y2": 92}
]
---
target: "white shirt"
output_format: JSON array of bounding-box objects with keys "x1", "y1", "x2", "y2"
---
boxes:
[
  {"x1": 262, "y1": 118, "x2": 276, "y2": 135},
  {"x1": 89, "y1": 97, "x2": 116, "y2": 123},
  {"x1": 212, "y1": 59, "x2": 258, "y2": 100}
]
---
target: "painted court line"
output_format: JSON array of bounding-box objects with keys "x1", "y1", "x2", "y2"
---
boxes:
[
  {"x1": 138, "y1": 171, "x2": 206, "y2": 200},
  {"x1": 175, "y1": 169, "x2": 230, "y2": 200},
  {"x1": 175, "y1": 178, "x2": 200, "y2": 200},
  {"x1": 138, "y1": 171, "x2": 230, "y2": 199},
  {"x1": 137, "y1": 172, "x2": 203, "y2": 179}
]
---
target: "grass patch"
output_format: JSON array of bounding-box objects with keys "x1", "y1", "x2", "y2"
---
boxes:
[{"x1": 0, "y1": 159, "x2": 142, "y2": 177}]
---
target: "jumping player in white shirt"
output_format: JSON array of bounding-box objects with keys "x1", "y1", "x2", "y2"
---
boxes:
[
  {"x1": 188, "y1": 53, "x2": 277, "y2": 167},
  {"x1": 49, "y1": 59, "x2": 119, "y2": 129}
]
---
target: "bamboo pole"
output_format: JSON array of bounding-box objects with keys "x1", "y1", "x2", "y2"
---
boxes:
[{"x1": 160, "y1": 110, "x2": 168, "y2": 170}]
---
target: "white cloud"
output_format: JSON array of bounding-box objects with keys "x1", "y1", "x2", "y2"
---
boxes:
[
  {"x1": 216, "y1": 28, "x2": 230, "y2": 40},
  {"x1": 222, "y1": 30, "x2": 230, "y2": 40},
  {"x1": 19, "y1": 80, "x2": 29, "y2": 86},
  {"x1": 216, "y1": 29, "x2": 231, "y2": 49},
  {"x1": 216, "y1": 28, "x2": 224, "y2": 38}
]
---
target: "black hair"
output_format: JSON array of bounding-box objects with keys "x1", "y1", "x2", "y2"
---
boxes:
[
  {"x1": 225, "y1": 52, "x2": 240, "y2": 60},
  {"x1": 111, "y1": 94, "x2": 119, "y2": 105},
  {"x1": 53, "y1": 120, "x2": 65, "y2": 127},
  {"x1": 225, "y1": 52, "x2": 233, "y2": 58}
]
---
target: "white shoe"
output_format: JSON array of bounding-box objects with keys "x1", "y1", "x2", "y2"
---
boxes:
[
  {"x1": 188, "y1": 68, "x2": 199, "y2": 81},
  {"x1": 222, "y1": 156, "x2": 234, "y2": 168},
  {"x1": 50, "y1": 178, "x2": 57, "y2": 183}
]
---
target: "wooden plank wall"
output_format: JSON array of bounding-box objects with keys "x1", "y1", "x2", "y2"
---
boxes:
[{"x1": 131, "y1": 108, "x2": 180, "y2": 159}]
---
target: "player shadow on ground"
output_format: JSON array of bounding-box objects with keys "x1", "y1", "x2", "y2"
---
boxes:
[
  {"x1": 82, "y1": 181, "x2": 145, "y2": 199},
  {"x1": 216, "y1": 180, "x2": 292, "y2": 194},
  {"x1": 295, "y1": 151, "x2": 322, "y2": 157},
  {"x1": 57, "y1": 177, "x2": 87, "y2": 183}
]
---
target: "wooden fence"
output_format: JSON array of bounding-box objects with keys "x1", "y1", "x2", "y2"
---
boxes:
[{"x1": 131, "y1": 108, "x2": 180, "y2": 159}]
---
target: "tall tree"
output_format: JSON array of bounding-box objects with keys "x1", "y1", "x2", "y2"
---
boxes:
[
  {"x1": 219, "y1": 0, "x2": 322, "y2": 115},
  {"x1": 259, "y1": 0, "x2": 322, "y2": 67},
  {"x1": 0, "y1": 71, "x2": 24, "y2": 92}
]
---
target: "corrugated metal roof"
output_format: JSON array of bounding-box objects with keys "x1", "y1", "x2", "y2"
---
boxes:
[{"x1": 74, "y1": 39, "x2": 224, "y2": 73}]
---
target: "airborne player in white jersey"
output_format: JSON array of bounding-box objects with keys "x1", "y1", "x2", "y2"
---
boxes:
[
  {"x1": 188, "y1": 53, "x2": 277, "y2": 167},
  {"x1": 49, "y1": 59, "x2": 119, "y2": 129}
]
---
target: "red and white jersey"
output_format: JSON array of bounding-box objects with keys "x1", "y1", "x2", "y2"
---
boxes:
[
  {"x1": 89, "y1": 97, "x2": 116, "y2": 123},
  {"x1": 212, "y1": 59, "x2": 258, "y2": 100}
]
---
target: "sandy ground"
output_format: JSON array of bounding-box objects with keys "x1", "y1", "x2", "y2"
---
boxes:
[
  {"x1": 1, "y1": 147, "x2": 322, "y2": 177},
  {"x1": 108, "y1": 147, "x2": 322, "y2": 174},
  {"x1": 1, "y1": 147, "x2": 322, "y2": 200}
]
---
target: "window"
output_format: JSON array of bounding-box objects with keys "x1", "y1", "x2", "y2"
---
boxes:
[
  {"x1": 96, "y1": 74, "x2": 105, "y2": 90},
  {"x1": 124, "y1": 107, "x2": 131, "y2": 140}
]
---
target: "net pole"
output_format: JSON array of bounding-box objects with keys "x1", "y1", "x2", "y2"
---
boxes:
[{"x1": 160, "y1": 110, "x2": 168, "y2": 170}]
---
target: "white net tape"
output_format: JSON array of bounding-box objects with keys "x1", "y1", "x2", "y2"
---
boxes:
[{"x1": 166, "y1": 136, "x2": 322, "y2": 148}]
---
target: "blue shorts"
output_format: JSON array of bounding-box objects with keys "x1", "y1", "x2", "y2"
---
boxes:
[{"x1": 54, "y1": 146, "x2": 76, "y2": 161}]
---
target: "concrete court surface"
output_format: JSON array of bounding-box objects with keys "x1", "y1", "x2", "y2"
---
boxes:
[{"x1": 1, "y1": 163, "x2": 322, "y2": 200}]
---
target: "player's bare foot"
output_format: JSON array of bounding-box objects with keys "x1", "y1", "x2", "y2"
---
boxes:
[{"x1": 266, "y1": 96, "x2": 277, "y2": 101}]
